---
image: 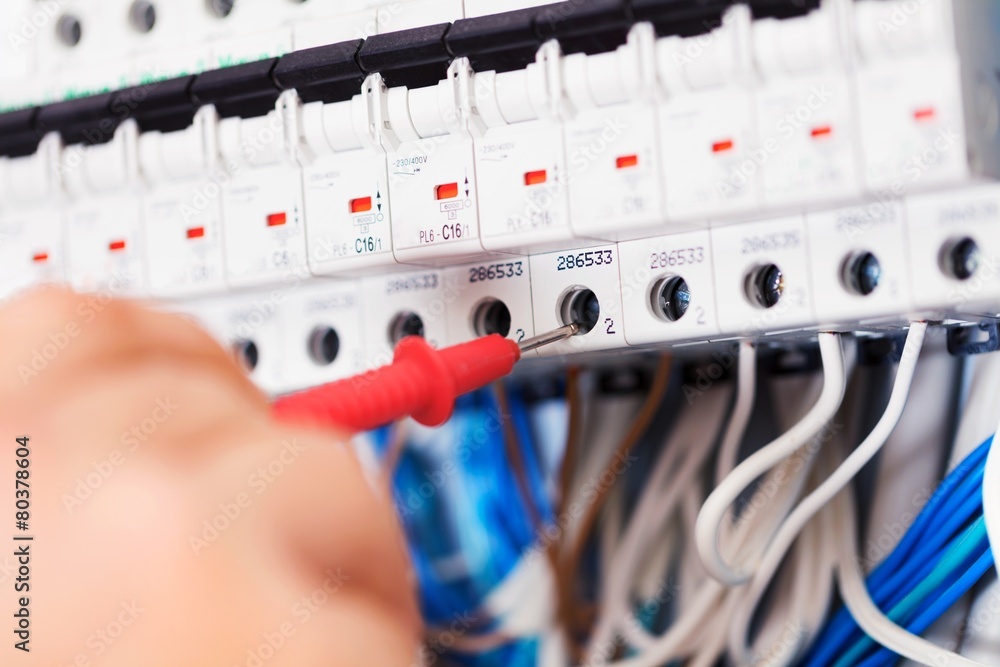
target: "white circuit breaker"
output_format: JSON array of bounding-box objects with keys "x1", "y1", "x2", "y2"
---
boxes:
[
  {"x1": 0, "y1": 135, "x2": 64, "y2": 300},
  {"x1": 60, "y1": 120, "x2": 147, "y2": 297},
  {"x1": 139, "y1": 106, "x2": 228, "y2": 298},
  {"x1": 1, "y1": 0, "x2": 1000, "y2": 396}
]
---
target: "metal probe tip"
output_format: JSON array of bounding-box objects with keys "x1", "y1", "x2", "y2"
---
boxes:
[{"x1": 518, "y1": 323, "x2": 581, "y2": 353}]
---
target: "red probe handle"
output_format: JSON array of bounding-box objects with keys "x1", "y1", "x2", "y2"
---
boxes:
[{"x1": 272, "y1": 334, "x2": 521, "y2": 433}]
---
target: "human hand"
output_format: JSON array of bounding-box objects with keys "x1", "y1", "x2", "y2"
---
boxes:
[{"x1": 0, "y1": 287, "x2": 420, "y2": 666}]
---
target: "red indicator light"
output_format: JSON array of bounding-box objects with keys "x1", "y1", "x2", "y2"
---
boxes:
[
  {"x1": 811, "y1": 125, "x2": 833, "y2": 139},
  {"x1": 616, "y1": 155, "x2": 639, "y2": 169},
  {"x1": 108, "y1": 240, "x2": 126, "y2": 252},
  {"x1": 712, "y1": 139, "x2": 734, "y2": 154},
  {"x1": 186, "y1": 226, "x2": 205, "y2": 239},
  {"x1": 435, "y1": 182, "x2": 459, "y2": 200},
  {"x1": 350, "y1": 196, "x2": 373, "y2": 213},
  {"x1": 266, "y1": 212, "x2": 287, "y2": 227},
  {"x1": 524, "y1": 170, "x2": 548, "y2": 186},
  {"x1": 914, "y1": 107, "x2": 936, "y2": 122},
  {"x1": 31, "y1": 252, "x2": 48, "y2": 263}
]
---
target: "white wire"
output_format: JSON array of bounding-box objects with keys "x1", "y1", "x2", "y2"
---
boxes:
[
  {"x1": 833, "y1": 484, "x2": 990, "y2": 667},
  {"x1": 725, "y1": 322, "x2": 927, "y2": 662},
  {"x1": 727, "y1": 436, "x2": 842, "y2": 666},
  {"x1": 715, "y1": 340, "x2": 757, "y2": 483},
  {"x1": 695, "y1": 332, "x2": 847, "y2": 585},
  {"x1": 585, "y1": 382, "x2": 733, "y2": 662}
]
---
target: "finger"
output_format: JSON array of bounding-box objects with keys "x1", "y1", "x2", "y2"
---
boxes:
[
  {"x1": 253, "y1": 429, "x2": 422, "y2": 636},
  {"x1": 0, "y1": 287, "x2": 262, "y2": 409}
]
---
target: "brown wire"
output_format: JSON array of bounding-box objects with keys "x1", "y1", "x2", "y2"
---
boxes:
[
  {"x1": 380, "y1": 420, "x2": 408, "y2": 481},
  {"x1": 557, "y1": 354, "x2": 674, "y2": 651},
  {"x1": 492, "y1": 382, "x2": 545, "y2": 531},
  {"x1": 545, "y1": 366, "x2": 585, "y2": 652}
]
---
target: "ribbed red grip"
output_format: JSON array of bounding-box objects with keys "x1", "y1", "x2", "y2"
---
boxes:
[{"x1": 272, "y1": 335, "x2": 521, "y2": 433}]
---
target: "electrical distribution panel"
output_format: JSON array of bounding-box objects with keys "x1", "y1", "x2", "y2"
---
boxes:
[{"x1": 1, "y1": 0, "x2": 999, "y2": 395}]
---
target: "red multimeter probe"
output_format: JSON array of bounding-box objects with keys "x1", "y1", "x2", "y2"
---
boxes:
[{"x1": 272, "y1": 324, "x2": 578, "y2": 432}]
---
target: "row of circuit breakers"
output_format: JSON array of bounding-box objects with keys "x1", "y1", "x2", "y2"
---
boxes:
[{"x1": 1, "y1": 0, "x2": 1000, "y2": 394}]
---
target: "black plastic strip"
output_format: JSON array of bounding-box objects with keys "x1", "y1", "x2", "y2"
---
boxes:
[
  {"x1": 111, "y1": 76, "x2": 197, "y2": 134},
  {"x1": 273, "y1": 40, "x2": 366, "y2": 104},
  {"x1": 447, "y1": 8, "x2": 541, "y2": 73},
  {"x1": 190, "y1": 58, "x2": 281, "y2": 119},
  {"x1": 0, "y1": 107, "x2": 41, "y2": 158},
  {"x1": 358, "y1": 23, "x2": 452, "y2": 89},
  {"x1": 36, "y1": 92, "x2": 118, "y2": 146},
  {"x1": 631, "y1": 0, "x2": 734, "y2": 37},
  {"x1": 534, "y1": 0, "x2": 633, "y2": 56}
]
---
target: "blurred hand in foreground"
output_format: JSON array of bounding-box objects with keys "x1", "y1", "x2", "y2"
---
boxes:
[{"x1": 0, "y1": 287, "x2": 420, "y2": 667}]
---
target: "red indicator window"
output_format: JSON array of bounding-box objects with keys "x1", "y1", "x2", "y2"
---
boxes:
[
  {"x1": 31, "y1": 252, "x2": 48, "y2": 263},
  {"x1": 811, "y1": 125, "x2": 833, "y2": 139},
  {"x1": 712, "y1": 139, "x2": 734, "y2": 154},
  {"x1": 914, "y1": 107, "x2": 936, "y2": 122},
  {"x1": 108, "y1": 240, "x2": 127, "y2": 252},
  {"x1": 435, "y1": 182, "x2": 459, "y2": 200},
  {"x1": 350, "y1": 196, "x2": 373, "y2": 213},
  {"x1": 186, "y1": 226, "x2": 205, "y2": 240},
  {"x1": 524, "y1": 170, "x2": 548, "y2": 186},
  {"x1": 266, "y1": 212, "x2": 287, "y2": 227},
  {"x1": 616, "y1": 154, "x2": 639, "y2": 169}
]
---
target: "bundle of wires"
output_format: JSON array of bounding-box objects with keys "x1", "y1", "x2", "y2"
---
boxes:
[
  {"x1": 803, "y1": 434, "x2": 995, "y2": 667},
  {"x1": 371, "y1": 384, "x2": 564, "y2": 667}
]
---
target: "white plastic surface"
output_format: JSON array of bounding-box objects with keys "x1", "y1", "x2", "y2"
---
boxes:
[
  {"x1": 442, "y1": 257, "x2": 536, "y2": 347},
  {"x1": 360, "y1": 269, "x2": 453, "y2": 368},
  {"x1": 276, "y1": 281, "x2": 367, "y2": 394},
  {"x1": 904, "y1": 183, "x2": 1000, "y2": 316},
  {"x1": 711, "y1": 215, "x2": 815, "y2": 337},
  {"x1": 528, "y1": 244, "x2": 627, "y2": 355},
  {"x1": 618, "y1": 230, "x2": 721, "y2": 346},
  {"x1": 806, "y1": 200, "x2": 913, "y2": 326}
]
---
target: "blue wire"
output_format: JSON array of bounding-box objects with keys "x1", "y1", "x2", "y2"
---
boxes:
[
  {"x1": 834, "y1": 520, "x2": 988, "y2": 667},
  {"x1": 857, "y1": 544, "x2": 994, "y2": 667},
  {"x1": 803, "y1": 436, "x2": 992, "y2": 667},
  {"x1": 872, "y1": 491, "x2": 982, "y2": 611}
]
